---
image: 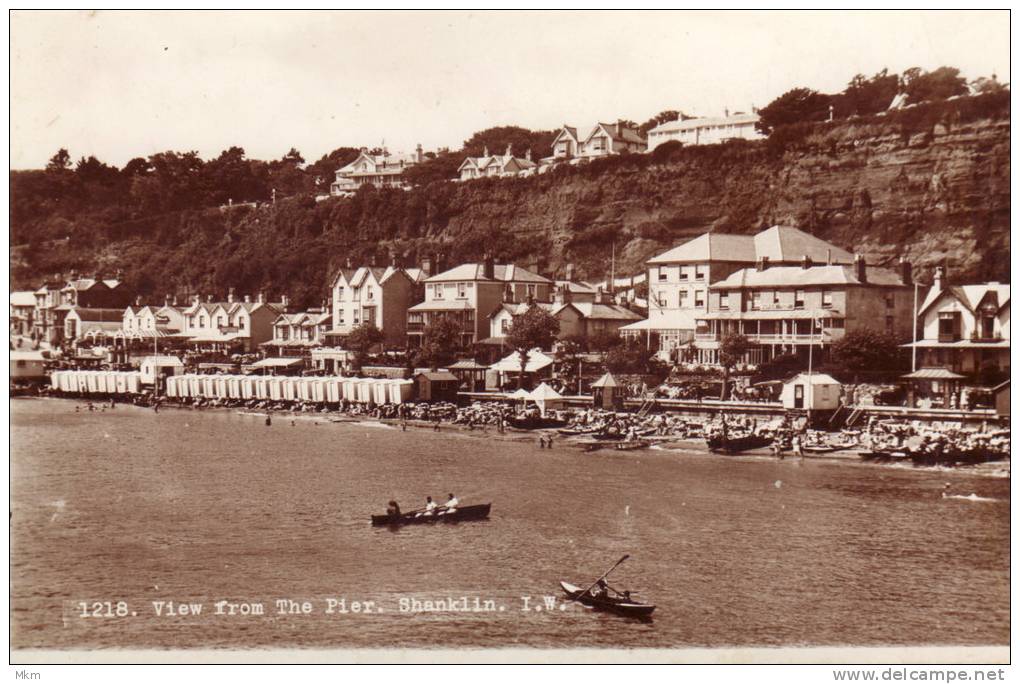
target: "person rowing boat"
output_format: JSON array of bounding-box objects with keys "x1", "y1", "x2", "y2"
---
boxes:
[
  {"x1": 415, "y1": 496, "x2": 438, "y2": 517},
  {"x1": 438, "y1": 493, "x2": 459, "y2": 515}
]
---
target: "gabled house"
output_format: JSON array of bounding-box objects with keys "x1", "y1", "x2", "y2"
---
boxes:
[
  {"x1": 407, "y1": 257, "x2": 552, "y2": 348},
  {"x1": 488, "y1": 285, "x2": 641, "y2": 343},
  {"x1": 549, "y1": 126, "x2": 581, "y2": 160},
  {"x1": 10, "y1": 291, "x2": 36, "y2": 337},
  {"x1": 458, "y1": 145, "x2": 537, "y2": 181},
  {"x1": 327, "y1": 264, "x2": 426, "y2": 347},
  {"x1": 181, "y1": 294, "x2": 285, "y2": 353},
  {"x1": 64, "y1": 307, "x2": 125, "y2": 343},
  {"x1": 262, "y1": 308, "x2": 332, "y2": 358},
  {"x1": 579, "y1": 121, "x2": 647, "y2": 158},
  {"x1": 330, "y1": 146, "x2": 424, "y2": 195},
  {"x1": 905, "y1": 274, "x2": 1010, "y2": 379}
]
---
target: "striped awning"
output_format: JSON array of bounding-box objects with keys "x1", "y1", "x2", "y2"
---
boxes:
[{"x1": 901, "y1": 368, "x2": 967, "y2": 380}]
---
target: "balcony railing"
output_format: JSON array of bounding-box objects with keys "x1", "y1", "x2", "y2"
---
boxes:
[
  {"x1": 970, "y1": 332, "x2": 1003, "y2": 342},
  {"x1": 695, "y1": 332, "x2": 837, "y2": 343},
  {"x1": 938, "y1": 333, "x2": 961, "y2": 343}
]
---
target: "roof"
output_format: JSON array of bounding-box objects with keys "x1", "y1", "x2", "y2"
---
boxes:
[
  {"x1": 711, "y1": 264, "x2": 906, "y2": 289},
  {"x1": 408, "y1": 300, "x2": 475, "y2": 312},
  {"x1": 570, "y1": 302, "x2": 643, "y2": 321},
  {"x1": 785, "y1": 372, "x2": 840, "y2": 385},
  {"x1": 69, "y1": 307, "x2": 125, "y2": 322},
  {"x1": 586, "y1": 122, "x2": 646, "y2": 146},
  {"x1": 10, "y1": 291, "x2": 36, "y2": 307},
  {"x1": 553, "y1": 126, "x2": 579, "y2": 143},
  {"x1": 648, "y1": 233, "x2": 757, "y2": 264},
  {"x1": 490, "y1": 348, "x2": 556, "y2": 373},
  {"x1": 918, "y1": 283, "x2": 1011, "y2": 318},
  {"x1": 620, "y1": 310, "x2": 698, "y2": 332},
  {"x1": 754, "y1": 226, "x2": 854, "y2": 264},
  {"x1": 415, "y1": 371, "x2": 460, "y2": 382},
  {"x1": 529, "y1": 382, "x2": 562, "y2": 400},
  {"x1": 591, "y1": 372, "x2": 619, "y2": 388},
  {"x1": 448, "y1": 359, "x2": 490, "y2": 370},
  {"x1": 337, "y1": 150, "x2": 420, "y2": 175},
  {"x1": 251, "y1": 357, "x2": 305, "y2": 368},
  {"x1": 902, "y1": 368, "x2": 968, "y2": 380},
  {"x1": 425, "y1": 263, "x2": 551, "y2": 284},
  {"x1": 554, "y1": 280, "x2": 597, "y2": 294},
  {"x1": 649, "y1": 112, "x2": 760, "y2": 134}
]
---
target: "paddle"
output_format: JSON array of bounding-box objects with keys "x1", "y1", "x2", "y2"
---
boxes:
[{"x1": 571, "y1": 554, "x2": 630, "y2": 602}]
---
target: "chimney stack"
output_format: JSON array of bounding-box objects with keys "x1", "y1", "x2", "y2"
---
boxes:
[
  {"x1": 565, "y1": 263, "x2": 575, "y2": 282},
  {"x1": 595, "y1": 286, "x2": 605, "y2": 305},
  {"x1": 826, "y1": 248, "x2": 833, "y2": 265},
  {"x1": 801, "y1": 255, "x2": 812, "y2": 269},
  {"x1": 756, "y1": 256, "x2": 770, "y2": 272},
  {"x1": 227, "y1": 287, "x2": 235, "y2": 303},
  {"x1": 854, "y1": 254, "x2": 867, "y2": 283},
  {"x1": 135, "y1": 295, "x2": 142, "y2": 306},
  {"x1": 206, "y1": 294, "x2": 213, "y2": 303},
  {"x1": 282, "y1": 295, "x2": 289, "y2": 309},
  {"x1": 933, "y1": 266, "x2": 944, "y2": 291},
  {"x1": 421, "y1": 256, "x2": 432, "y2": 277},
  {"x1": 505, "y1": 143, "x2": 513, "y2": 157},
  {"x1": 244, "y1": 294, "x2": 252, "y2": 304},
  {"x1": 503, "y1": 283, "x2": 514, "y2": 303},
  {"x1": 525, "y1": 148, "x2": 532, "y2": 162},
  {"x1": 258, "y1": 292, "x2": 265, "y2": 304},
  {"x1": 172, "y1": 294, "x2": 178, "y2": 306},
  {"x1": 899, "y1": 257, "x2": 913, "y2": 285},
  {"x1": 164, "y1": 294, "x2": 171, "y2": 307},
  {"x1": 345, "y1": 257, "x2": 353, "y2": 269},
  {"x1": 370, "y1": 253, "x2": 377, "y2": 267},
  {"x1": 415, "y1": 143, "x2": 423, "y2": 164},
  {"x1": 483, "y1": 145, "x2": 489, "y2": 158},
  {"x1": 483, "y1": 253, "x2": 495, "y2": 280}
]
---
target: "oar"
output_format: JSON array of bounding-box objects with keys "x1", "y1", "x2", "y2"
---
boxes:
[{"x1": 571, "y1": 554, "x2": 630, "y2": 602}]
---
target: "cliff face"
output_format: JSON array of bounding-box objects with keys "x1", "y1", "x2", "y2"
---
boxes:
[
  {"x1": 423, "y1": 114, "x2": 1010, "y2": 284},
  {"x1": 10, "y1": 102, "x2": 1009, "y2": 306}
]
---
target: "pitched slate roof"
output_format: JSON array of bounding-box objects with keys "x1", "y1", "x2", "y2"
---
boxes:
[
  {"x1": 711, "y1": 264, "x2": 907, "y2": 289},
  {"x1": 753, "y1": 226, "x2": 853, "y2": 264},
  {"x1": 648, "y1": 233, "x2": 757, "y2": 264},
  {"x1": 70, "y1": 307, "x2": 125, "y2": 322},
  {"x1": 918, "y1": 283, "x2": 1011, "y2": 318},
  {"x1": 426, "y1": 263, "x2": 551, "y2": 284}
]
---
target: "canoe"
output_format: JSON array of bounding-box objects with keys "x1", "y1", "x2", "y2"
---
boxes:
[
  {"x1": 706, "y1": 434, "x2": 773, "y2": 454},
  {"x1": 559, "y1": 581, "x2": 655, "y2": 618},
  {"x1": 370, "y1": 503, "x2": 491, "y2": 526}
]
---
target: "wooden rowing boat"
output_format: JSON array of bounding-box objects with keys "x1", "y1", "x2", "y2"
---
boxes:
[
  {"x1": 706, "y1": 434, "x2": 773, "y2": 454},
  {"x1": 559, "y1": 581, "x2": 655, "y2": 618},
  {"x1": 370, "y1": 503, "x2": 491, "y2": 526}
]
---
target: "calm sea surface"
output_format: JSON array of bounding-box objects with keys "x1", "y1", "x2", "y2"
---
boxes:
[{"x1": 10, "y1": 398, "x2": 1010, "y2": 650}]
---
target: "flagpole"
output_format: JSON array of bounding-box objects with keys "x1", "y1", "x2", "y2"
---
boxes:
[
  {"x1": 911, "y1": 282, "x2": 919, "y2": 372},
  {"x1": 806, "y1": 314, "x2": 814, "y2": 425}
]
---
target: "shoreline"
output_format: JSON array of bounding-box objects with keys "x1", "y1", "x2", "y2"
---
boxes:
[{"x1": 14, "y1": 395, "x2": 1010, "y2": 477}]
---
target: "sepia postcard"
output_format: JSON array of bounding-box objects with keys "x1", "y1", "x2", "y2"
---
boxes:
[{"x1": 8, "y1": 9, "x2": 1011, "y2": 671}]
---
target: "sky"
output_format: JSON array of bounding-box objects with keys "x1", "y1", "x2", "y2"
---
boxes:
[{"x1": 9, "y1": 10, "x2": 1011, "y2": 169}]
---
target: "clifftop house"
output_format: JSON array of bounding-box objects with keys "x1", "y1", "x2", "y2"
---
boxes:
[
  {"x1": 330, "y1": 146, "x2": 424, "y2": 195},
  {"x1": 548, "y1": 121, "x2": 647, "y2": 162},
  {"x1": 647, "y1": 112, "x2": 763, "y2": 151},
  {"x1": 459, "y1": 145, "x2": 537, "y2": 181}
]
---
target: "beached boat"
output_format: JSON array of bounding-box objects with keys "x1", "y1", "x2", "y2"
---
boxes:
[
  {"x1": 557, "y1": 426, "x2": 599, "y2": 436},
  {"x1": 615, "y1": 440, "x2": 650, "y2": 451},
  {"x1": 559, "y1": 581, "x2": 655, "y2": 618},
  {"x1": 706, "y1": 434, "x2": 773, "y2": 454},
  {"x1": 507, "y1": 416, "x2": 568, "y2": 430},
  {"x1": 858, "y1": 449, "x2": 909, "y2": 463},
  {"x1": 802, "y1": 444, "x2": 840, "y2": 454},
  {"x1": 370, "y1": 503, "x2": 491, "y2": 526}
]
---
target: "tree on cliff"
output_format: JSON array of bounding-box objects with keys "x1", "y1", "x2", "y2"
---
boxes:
[
  {"x1": 506, "y1": 307, "x2": 560, "y2": 389},
  {"x1": 345, "y1": 322, "x2": 384, "y2": 371},
  {"x1": 755, "y1": 88, "x2": 832, "y2": 135},
  {"x1": 46, "y1": 148, "x2": 72, "y2": 171},
  {"x1": 718, "y1": 333, "x2": 750, "y2": 400},
  {"x1": 836, "y1": 69, "x2": 900, "y2": 117},
  {"x1": 461, "y1": 126, "x2": 555, "y2": 161},
  {"x1": 415, "y1": 315, "x2": 463, "y2": 371},
  {"x1": 902, "y1": 66, "x2": 968, "y2": 105}
]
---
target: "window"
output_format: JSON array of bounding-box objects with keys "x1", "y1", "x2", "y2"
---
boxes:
[
  {"x1": 367, "y1": 288, "x2": 374, "y2": 301},
  {"x1": 794, "y1": 290, "x2": 805, "y2": 309},
  {"x1": 822, "y1": 289, "x2": 833, "y2": 308},
  {"x1": 353, "y1": 310, "x2": 360, "y2": 324},
  {"x1": 337, "y1": 287, "x2": 344, "y2": 301},
  {"x1": 751, "y1": 292, "x2": 762, "y2": 310},
  {"x1": 719, "y1": 292, "x2": 730, "y2": 309},
  {"x1": 338, "y1": 311, "x2": 345, "y2": 324},
  {"x1": 679, "y1": 290, "x2": 689, "y2": 307},
  {"x1": 527, "y1": 284, "x2": 538, "y2": 299},
  {"x1": 353, "y1": 287, "x2": 360, "y2": 300},
  {"x1": 658, "y1": 292, "x2": 668, "y2": 308},
  {"x1": 501, "y1": 319, "x2": 509, "y2": 334},
  {"x1": 694, "y1": 290, "x2": 705, "y2": 308},
  {"x1": 679, "y1": 268, "x2": 689, "y2": 281},
  {"x1": 433, "y1": 284, "x2": 444, "y2": 299},
  {"x1": 938, "y1": 312, "x2": 960, "y2": 341},
  {"x1": 773, "y1": 291, "x2": 781, "y2": 307},
  {"x1": 658, "y1": 267, "x2": 668, "y2": 282},
  {"x1": 885, "y1": 292, "x2": 895, "y2": 309},
  {"x1": 695, "y1": 265, "x2": 706, "y2": 281},
  {"x1": 457, "y1": 283, "x2": 467, "y2": 298},
  {"x1": 199, "y1": 315, "x2": 207, "y2": 328},
  {"x1": 217, "y1": 315, "x2": 224, "y2": 327}
]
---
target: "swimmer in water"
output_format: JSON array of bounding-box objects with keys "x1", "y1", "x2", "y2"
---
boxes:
[{"x1": 942, "y1": 482, "x2": 952, "y2": 498}]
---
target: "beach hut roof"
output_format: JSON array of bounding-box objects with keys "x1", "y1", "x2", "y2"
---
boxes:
[
  {"x1": 591, "y1": 372, "x2": 619, "y2": 388},
  {"x1": 489, "y1": 349, "x2": 555, "y2": 373},
  {"x1": 528, "y1": 382, "x2": 562, "y2": 400},
  {"x1": 508, "y1": 388, "x2": 531, "y2": 399}
]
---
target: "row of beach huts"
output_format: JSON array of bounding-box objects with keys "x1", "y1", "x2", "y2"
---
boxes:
[{"x1": 50, "y1": 370, "x2": 416, "y2": 405}]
